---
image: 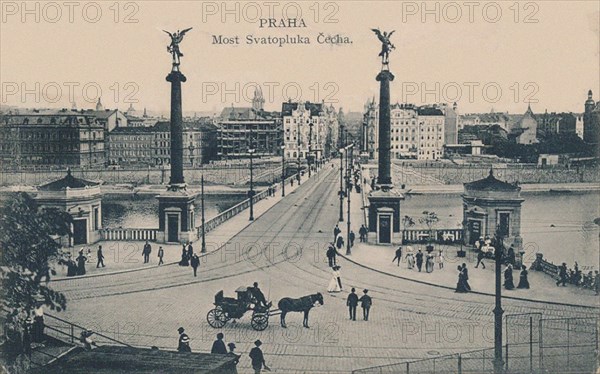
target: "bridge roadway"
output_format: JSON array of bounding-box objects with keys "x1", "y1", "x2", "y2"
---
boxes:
[{"x1": 49, "y1": 165, "x2": 597, "y2": 373}]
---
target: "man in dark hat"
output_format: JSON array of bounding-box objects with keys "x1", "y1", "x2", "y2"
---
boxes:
[
  {"x1": 190, "y1": 254, "x2": 200, "y2": 277},
  {"x1": 177, "y1": 327, "x2": 191, "y2": 353},
  {"x1": 96, "y1": 245, "x2": 105, "y2": 268},
  {"x1": 346, "y1": 288, "x2": 359, "y2": 321},
  {"x1": 227, "y1": 342, "x2": 240, "y2": 364},
  {"x1": 143, "y1": 240, "x2": 152, "y2": 264},
  {"x1": 415, "y1": 250, "x2": 424, "y2": 272},
  {"x1": 326, "y1": 243, "x2": 338, "y2": 267},
  {"x1": 211, "y1": 332, "x2": 227, "y2": 354},
  {"x1": 249, "y1": 339, "x2": 270, "y2": 373},
  {"x1": 556, "y1": 263, "x2": 568, "y2": 286},
  {"x1": 250, "y1": 282, "x2": 268, "y2": 308},
  {"x1": 392, "y1": 246, "x2": 402, "y2": 266},
  {"x1": 359, "y1": 289, "x2": 373, "y2": 321}
]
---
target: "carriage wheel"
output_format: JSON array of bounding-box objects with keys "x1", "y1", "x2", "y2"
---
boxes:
[
  {"x1": 207, "y1": 308, "x2": 227, "y2": 328},
  {"x1": 251, "y1": 314, "x2": 269, "y2": 331}
]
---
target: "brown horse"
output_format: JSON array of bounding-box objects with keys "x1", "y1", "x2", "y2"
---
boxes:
[{"x1": 278, "y1": 293, "x2": 324, "y2": 328}]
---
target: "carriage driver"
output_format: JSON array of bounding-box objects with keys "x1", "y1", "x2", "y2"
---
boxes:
[{"x1": 249, "y1": 282, "x2": 268, "y2": 308}]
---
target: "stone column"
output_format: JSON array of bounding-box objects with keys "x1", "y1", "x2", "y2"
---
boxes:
[
  {"x1": 376, "y1": 70, "x2": 394, "y2": 187},
  {"x1": 166, "y1": 70, "x2": 187, "y2": 188}
]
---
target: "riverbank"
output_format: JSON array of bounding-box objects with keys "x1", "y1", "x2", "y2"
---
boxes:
[{"x1": 407, "y1": 182, "x2": 600, "y2": 194}]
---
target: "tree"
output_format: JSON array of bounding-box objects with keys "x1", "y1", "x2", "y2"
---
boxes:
[{"x1": 0, "y1": 193, "x2": 71, "y2": 363}]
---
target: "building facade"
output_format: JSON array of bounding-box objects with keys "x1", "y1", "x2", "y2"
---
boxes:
[
  {"x1": 282, "y1": 101, "x2": 336, "y2": 161},
  {"x1": 511, "y1": 105, "x2": 538, "y2": 145},
  {"x1": 363, "y1": 101, "x2": 446, "y2": 160},
  {"x1": 216, "y1": 88, "x2": 282, "y2": 159},
  {"x1": 108, "y1": 120, "x2": 217, "y2": 166},
  {"x1": 0, "y1": 109, "x2": 105, "y2": 168}
]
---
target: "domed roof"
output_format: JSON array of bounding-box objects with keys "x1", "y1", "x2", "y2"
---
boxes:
[
  {"x1": 38, "y1": 169, "x2": 99, "y2": 191},
  {"x1": 464, "y1": 168, "x2": 519, "y2": 191}
]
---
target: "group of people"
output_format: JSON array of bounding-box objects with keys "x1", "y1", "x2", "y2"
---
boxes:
[
  {"x1": 394, "y1": 246, "x2": 444, "y2": 273},
  {"x1": 556, "y1": 262, "x2": 600, "y2": 294},
  {"x1": 177, "y1": 329, "x2": 270, "y2": 373},
  {"x1": 325, "y1": 238, "x2": 343, "y2": 293},
  {"x1": 178, "y1": 242, "x2": 201, "y2": 277},
  {"x1": 332, "y1": 224, "x2": 355, "y2": 252},
  {"x1": 504, "y1": 264, "x2": 530, "y2": 290},
  {"x1": 346, "y1": 288, "x2": 373, "y2": 321},
  {"x1": 60, "y1": 247, "x2": 94, "y2": 276}
]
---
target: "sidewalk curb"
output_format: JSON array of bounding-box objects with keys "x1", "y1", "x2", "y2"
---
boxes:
[
  {"x1": 339, "y1": 254, "x2": 600, "y2": 310},
  {"x1": 50, "y1": 167, "x2": 332, "y2": 283}
]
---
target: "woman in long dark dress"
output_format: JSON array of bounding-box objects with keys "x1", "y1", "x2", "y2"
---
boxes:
[
  {"x1": 504, "y1": 264, "x2": 515, "y2": 290},
  {"x1": 179, "y1": 245, "x2": 189, "y2": 266},
  {"x1": 517, "y1": 265, "x2": 530, "y2": 289},
  {"x1": 76, "y1": 250, "x2": 87, "y2": 275},
  {"x1": 455, "y1": 265, "x2": 468, "y2": 293}
]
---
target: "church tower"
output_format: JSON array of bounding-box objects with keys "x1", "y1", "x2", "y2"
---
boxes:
[
  {"x1": 252, "y1": 87, "x2": 265, "y2": 111},
  {"x1": 95, "y1": 97, "x2": 104, "y2": 111}
]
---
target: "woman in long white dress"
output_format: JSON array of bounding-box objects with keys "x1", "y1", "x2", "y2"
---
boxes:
[
  {"x1": 327, "y1": 266, "x2": 341, "y2": 292},
  {"x1": 407, "y1": 254, "x2": 415, "y2": 269}
]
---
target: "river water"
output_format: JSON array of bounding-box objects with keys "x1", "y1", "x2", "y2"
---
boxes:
[
  {"x1": 403, "y1": 191, "x2": 600, "y2": 267},
  {"x1": 102, "y1": 193, "x2": 245, "y2": 229}
]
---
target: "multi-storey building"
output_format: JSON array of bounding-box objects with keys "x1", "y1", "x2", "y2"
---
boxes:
[
  {"x1": 389, "y1": 103, "x2": 418, "y2": 158},
  {"x1": 416, "y1": 107, "x2": 445, "y2": 160},
  {"x1": 282, "y1": 101, "x2": 337, "y2": 161},
  {"x1": 510, "y1": 105, "x2": 538, "y2": 145},
  {"x1": 0, "y1": 109, "x2": 105, "y2": 168},
  {"x1": 537, "y1": 111, "x2": 576, "y2": 137},
  {"x1": 216, "y1": 88, "x2": 282, "y2": 159},
  {"x1": 108, "y1": 120, "x2": 217, "y2": 166},
  {"x1": 362, "y1": 100, "x2": 446, "y2": 160}
]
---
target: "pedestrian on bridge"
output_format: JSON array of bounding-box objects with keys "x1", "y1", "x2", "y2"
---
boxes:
[
  {"x1": 359, "y1": 225, "x2": 368, "y2": 242},
  {"x1": 392, "y1": 246, "x2": 402, "y2": 266},
  {"x1": 333, "y1": 224, "x2": 341, "y2": 241},
  {"x1": 335, "y1": 234, "x2": 344, "y2": 252},
  {"x1": 349, "y1": 230, "x2": 355, "y2": 248},
  {"x1": 249, "y1": 339, "x2": 270, "y2": 373},
  {"x1": 359, "y1": 289, "x2": 372, "y2": 321},
  {"x1": 187, "y1": 242, "x2": 194, "y2": 262},
  {"x1": 346, "y1": 288, "x2": 358, "y2": 321},
  {"x1": 96, "y1": 245, "x2": 105, "y2": 268},
  {"x1": 177, "y1": 327, "x2": 191, "y2": 353},
  {"x1": 211, "y1": 332, "x2": 227, "y2": 354},
  {"x1": 190, "y1": 254, "x2": 200, "y2": 277},
  {"x1": 76, "y1": 249, "x2": 87, "y2": 276},
  {"x1": 326, "y1": 243, "x2": 338, "y2": 267},
  {"x1": 415, "y1": 250, "x2": 424, "y2": 272},
  {"x1": 158, "y1": 246, "x2": 164, "y2": 266},
  {"x1": 142, "y1": 240, "x2": 152, "y2": 264},
  {"x1": 179, "y1": 245, "x2": 189, "y2": 266},
  {"x1": 327, "y1": 266, "x2": 342, "y2": 293}
]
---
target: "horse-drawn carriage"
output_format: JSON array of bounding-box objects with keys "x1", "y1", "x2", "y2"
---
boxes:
[
  {"x1": 206, "y1": 287, "x2": 324, "y2": 331},
  {"x1": 206, "y1": 287, "x2": 272, "y2": 331}
]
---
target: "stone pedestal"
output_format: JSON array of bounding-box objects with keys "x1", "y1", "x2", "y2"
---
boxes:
[
  {"x1": 368, "y1": 188, "x2": 404, "y2": 242},
  {"x1": 156, "y1": 191, "x2": 197, "y2": 243}
]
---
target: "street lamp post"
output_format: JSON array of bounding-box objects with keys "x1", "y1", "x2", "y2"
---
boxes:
[
  {"x1": 200, "y1": 175, "x2": 206, "y2": 253},
  {"x1": 338, "y1": 148, "x2": 344, "y2": 222},
  {"x1": 281, "y1": 145, "x2": 286, "y2": 197},
  {"x1": 308, "y1": 122, "x2": 313, "y2": 178},
  {"x1": 249, "y1": 147, "x2": 255, "y2": 221},
  {"x1": 297, "y1": 121, "x2": 301, "y2": 185},
  {"x1": 346, "y1": 143, "x2": 354, "y2": 255},
  {"x1": 494, "y1": 228, "x2": 505, "y2": 373}
]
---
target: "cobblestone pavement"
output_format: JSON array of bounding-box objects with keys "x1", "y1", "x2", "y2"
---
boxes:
[{"x1": 47, "y1": 163, "x2": 598, "y2": 373}]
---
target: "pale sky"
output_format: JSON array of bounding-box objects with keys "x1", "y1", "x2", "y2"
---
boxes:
[{"x1": 1, "y1": 0, "x2": 598, "y2": 115}]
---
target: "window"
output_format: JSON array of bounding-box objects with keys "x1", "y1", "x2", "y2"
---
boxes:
[{"x1": 498, "y1": 212, "x2": 510, "y2": 236}]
